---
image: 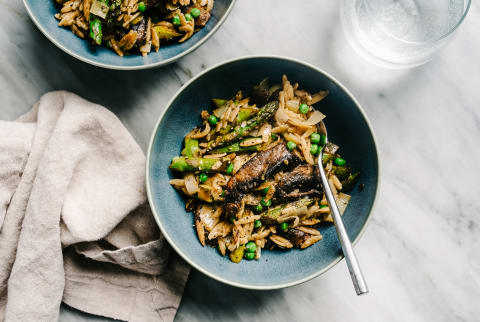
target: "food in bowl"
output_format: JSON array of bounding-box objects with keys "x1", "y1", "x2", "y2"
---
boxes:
[
  {"x1": 168, "y1": 76, "x2": 360, "y2": 263},
  {"x1": 54, "y1": 0, "x2": 214, "y2": 56}
]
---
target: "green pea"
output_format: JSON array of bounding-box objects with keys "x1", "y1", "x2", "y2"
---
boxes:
[
  {"x1": 287, "y1": 141, "x2": 296, "y2": 151},
  {"x1": 320, "y1": 134, "x2": 327, "y2": 146},
  {"x1": 208, "y1": 115, "x2": 218, "y2": 125},
  {"x1": 137, "y1": 1, "x2": 146, "y2": 12},
  {"x1": 334, "y1": 157, "x2": 346, "y2": 166},
  {"x1": 310, "y1": 144, "x2": 319, "y2": 155},
  {"x1": 226, "y1": 163, "x2": 234, "y2": 174},
  {"x1": 310, "y1": 132, "x2": 321, "y2": 144},
  {"x1": 254, "y1": 220, "x2": 262, "y2": 228},
  {"x1": 190, "y1": 7, "x2": 201, "y2": 18},
  {"x1": 185, "y1": 13, "x2": 193, "y2": 21},
  {"x1": 245, "y1": 241, "x2": 257, "y2": 253},
  {"x1": 220, "y1": 190, "x2": 226, "y2": 197},
  {"x1": 255, "y1": 204, "x2": 263, "y2": 212},
  {"x1": 262, "y1": 186, "x2": 270, "y2": 195},
  {"x1": 271, "y1": 133, "x2": 279, "y2": 140},
  {"x1": 172, "y1": 15, "x2": 181, "y2": 25},
  {"x1": 244, "y1": 251, "x2": 255, "y2": 260},
  {"x1": 299, "y1": 103, "x2": 309, "y2": 114},
  {"x1": 279, "y1": 222, "x2": 288, "y2": 231},
  {"x1": 260, "y1": 198, "x2": 272, "y2": 208},
  {"x1": 199, "y1": 173, "x2": 208, "y2": 183}
]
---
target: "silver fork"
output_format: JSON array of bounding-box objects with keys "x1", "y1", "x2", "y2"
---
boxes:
[{"x1": 316, "y1": 120, "x2": 369, "y2": 295}]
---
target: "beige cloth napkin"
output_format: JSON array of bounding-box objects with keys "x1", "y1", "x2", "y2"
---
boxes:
[{"x1": 0, "y1": 92, "x2": 190, "y2": 322}]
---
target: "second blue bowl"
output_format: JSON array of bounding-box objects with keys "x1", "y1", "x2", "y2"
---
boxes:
[{"x1": 24, "y1": 0, "x2": 235, "y2": 70}]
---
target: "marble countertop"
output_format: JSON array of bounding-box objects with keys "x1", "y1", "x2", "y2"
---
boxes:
[{"x1": 1, "y1": 1, "x2": 479, "y2": 321}]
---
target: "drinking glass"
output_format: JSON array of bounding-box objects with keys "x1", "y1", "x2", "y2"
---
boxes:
[{"x1": 340, "y1": 0, "x2": 471, "y2": 69}]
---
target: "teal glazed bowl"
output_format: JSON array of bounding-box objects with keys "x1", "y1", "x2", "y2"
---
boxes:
[
  {"x1": 23, "y1": 0, "x2": 235, "y2": 70},
  {"x1": 147, "y1": 56, "x2": 380, "y2": 289}
]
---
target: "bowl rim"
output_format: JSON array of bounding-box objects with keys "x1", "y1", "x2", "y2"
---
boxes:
[
  {"x1": 146, "y1": 55, "x2": 381, "y2": 290},
  {"x1": 22, "y1": 0, "x2": 236, "y2": 70}
]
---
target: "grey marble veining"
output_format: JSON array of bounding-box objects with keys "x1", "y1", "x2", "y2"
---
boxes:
[{"x1": 1, "y1": 1, "x2": 480, "y2": 321}]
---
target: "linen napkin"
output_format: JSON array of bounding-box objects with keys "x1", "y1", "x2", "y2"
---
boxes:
[{"x1": 0, "y1": 91, "x2": 190, "y2": 322}]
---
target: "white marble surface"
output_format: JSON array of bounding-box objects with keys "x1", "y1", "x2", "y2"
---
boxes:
[{"x1": 1, "y1": 1, "x2": 480, "y2": 321}]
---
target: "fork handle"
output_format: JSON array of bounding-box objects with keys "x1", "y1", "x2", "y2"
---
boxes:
[{"x1": 317, "y1": 154, "x2": 369, "y2": 295}]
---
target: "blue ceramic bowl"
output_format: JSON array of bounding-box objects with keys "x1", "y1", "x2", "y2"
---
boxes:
[
  {"x1": 23, "y1": 0, "x2": 235, "y2": 70},
  {"x1": 147, "y1": 56, "x2": 380, "y2": 289}
]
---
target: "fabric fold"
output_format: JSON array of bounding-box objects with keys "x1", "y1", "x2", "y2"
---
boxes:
[{"x1": 0, "y1": 91, "x2": 189, "y2": 322}]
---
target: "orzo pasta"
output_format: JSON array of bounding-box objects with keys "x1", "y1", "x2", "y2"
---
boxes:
[
  {"x1": 169, "y1": 76, "x2": 360, "y2": 263},
  {"x1": 54, "y1": 0, "x2": 214, "y2": 56}
]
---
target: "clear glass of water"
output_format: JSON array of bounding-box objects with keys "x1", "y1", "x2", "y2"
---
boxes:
[{"x1": 340, "y1": 0, "x2": 471, "y2": 68}]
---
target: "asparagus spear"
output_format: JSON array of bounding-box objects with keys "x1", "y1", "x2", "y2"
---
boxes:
[
  {"x1": 229, "y1": 245, "x2": 245, "y2": 263},
  {"x1": 322, "y1": 152, "x2": 334, "y2": 165},
  {"x1": 89, "y1": 16, "x2": 103, "y2": 45},
  {"x1": 214, "y1": 107, "x2": 258, "y2": 135},
  {"x1": 260, "y1": 206, "x2": 283, "y2": 225},
  {"x1": 169, "y1": 157, "x2": 222, "y2": 172},
  {"x1": 207, "y1": 101, "x2": 279, "y2": 151},
  {"x1": 236, "y1": 107, "x2": 256, "y2": 124},
  {"x1": 212, "y1": 99, "x2": 254, "y2": 120},
  {"x1": 181, "y1": 138, "x2": 199, "y2": 158},
  {"x1": 212, "y1": 98, "x2": 227, "y2": 109},
  {"x1": 153, "y1": 25, "x2": 182, "y2": 40},
  {"x1": 210, "y1": 138, "x2": 262, "y2": 154},
  {"x1": 217, "y1": 125, "x2": 231, "y2": 135},
  {"x1": 260, "y1": 198, "x2": 314, "y2": 224},
  {"x1": 333, "y1": 165, "x2": 352, "y2": 181},
  {"x1": 341, "y1": 172, "x2": 360, "y2": 192}
]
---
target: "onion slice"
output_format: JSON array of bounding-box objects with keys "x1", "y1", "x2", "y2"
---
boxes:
[
  {"x1": 184, "y1": 173, "x2": 199, "y2": 195},
  {"x1": 288, "y1": 110, "x2": 325, "y2": 128}
]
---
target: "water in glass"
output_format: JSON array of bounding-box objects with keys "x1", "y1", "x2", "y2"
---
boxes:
[{"x1": 340, "y1": 0, "x2": 469, "y2": 68}]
